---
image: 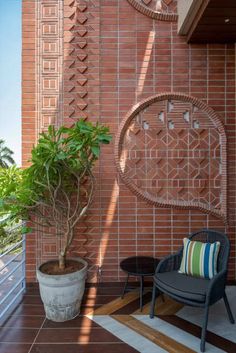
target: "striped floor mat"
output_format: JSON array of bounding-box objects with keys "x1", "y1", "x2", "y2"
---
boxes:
[{"x1": 87, "y1": 286, "x2": 236, "y2": 353}]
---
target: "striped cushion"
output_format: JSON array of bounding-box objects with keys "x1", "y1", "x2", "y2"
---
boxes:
[{"x1": 179, "y1": 238, "x2": 220, "y2": 279}]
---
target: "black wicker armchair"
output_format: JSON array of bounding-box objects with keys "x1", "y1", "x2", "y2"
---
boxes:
[{"x1": 150, "y1": 229, "x2": 235, "y2": 352}]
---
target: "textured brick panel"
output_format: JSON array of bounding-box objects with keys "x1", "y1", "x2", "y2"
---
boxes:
[
  {"x1": 36, "y1": 0, "x2": 64, "y2": 131},
  {"x1": 63, "y1": 0, "x2": 88, "y2": 121},
  {"x1": 35, "y1": 0, "x2": 64, "y2": 268},
  {"x1": 115, "y1": 93, "x2": 227, "y2": 221},
  {"x1": 63, "y1": 0, "x2": 101, "y2": 282}
]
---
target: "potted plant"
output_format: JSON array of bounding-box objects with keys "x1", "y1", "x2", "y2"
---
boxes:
[{"x1": 2, "y1": 120, "x2": 111, "y2": 321}]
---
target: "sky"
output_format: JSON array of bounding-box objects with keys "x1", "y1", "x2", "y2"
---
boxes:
[{"x1": 0, "y1": 0, "x2": 21, "y2": 166}]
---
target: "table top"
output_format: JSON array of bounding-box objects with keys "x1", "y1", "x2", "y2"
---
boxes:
[{"x1": 120, "y1": 256, "x2": 159, "y2": 276}]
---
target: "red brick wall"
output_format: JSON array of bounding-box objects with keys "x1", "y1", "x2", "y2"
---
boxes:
[
  {"x1": 22, "y1": 0, "x2": 37, "y2": 282},
  {"x1": 22, "y1": 0, "x2": 236, "y2": 282}
]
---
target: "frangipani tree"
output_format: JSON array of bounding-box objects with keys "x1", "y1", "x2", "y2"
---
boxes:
[{"x1": 2, "y1": 120, "x2": 111, "y2": 270}]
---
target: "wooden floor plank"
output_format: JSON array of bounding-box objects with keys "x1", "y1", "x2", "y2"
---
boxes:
[
  {"x1": 91, "y1": 291, "x2": 140, "y2": 315},
  {"x1": 112, "y1": 292, "x2": 152, "y2": 315},
  {"x1": 133, "y1": 295, "x2": 183, "y2": 316},
  {"x1": 113, "y1": 315, "x2": 197, "y2": 353},
  {"x1": 133, "y1": 294, "x2": 163, "y2": 315},
  {"x1": 157, "y1": 297, "x2": 183, "y2": 315}
]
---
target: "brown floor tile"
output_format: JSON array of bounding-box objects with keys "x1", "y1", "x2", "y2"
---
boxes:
[
  {"x1": 25, "y1": 283, "x2": 125, "y2": 297},
  {"x1": 43, "y1": 316, "x2": 99, "y2": 329},
  {"x1": 36, "y1": 327, "x2": 122, "y2": 344},
  {"x1": 26, "y1": 283, "x2": 39, "y2": 290},
  {"x1": 25, "y1": 284, "x2": 40, "y2": 296},
  {"x1": 22, "y1": 293, "x2": 115, "y2": 307},
  {"x1": 12, "y1": 305, "x2": 102, "y2": 320},
  {"x1": 0, "y1": 328, "x2": 38, "y2": 343},
  {"x1": 85, "y1": 285, "x2": 133, "y2": 297},
  {"x1": 80, "y1": 306, "x2": 102, "y2": 315},
  {"x1": 0, "y1": 343, "x2": 31, "y2": 353},
  {"x1": 90, "y1": 287, "x2": 123, "y2": 296},
  {"x1": 2, "y1": 283, "x2": 234, "y2": 353},
  {"x1": 21, "y1": 295, "x2": 43, "y2": 305},
  {"x1": 92, "y1": 283, "x2": 125, "y2": 288},
  {"x1": 82, "y1": 295, "x2": 120, "y2": 306},
  {"x1": 91, "y1": 285, "x2": 151, "y2": 297},
  {"x1": 30, "y1": 343, "x2": 139, "y2": 353},
  {"x1": 1, "y1": 315, "x2": 45, "y2": 329},
  {"x1": 12, "y1": 304, "x2": 45, "y2": 316}
]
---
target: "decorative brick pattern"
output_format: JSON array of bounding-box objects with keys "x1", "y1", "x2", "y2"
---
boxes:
[
  {"x1": 36, "y1": 0, "x2": 64, "y2": 132},
  {"x1": 35, "y1": 0, "x2": 64, "y2": 267},
  {"x1": 63, "y1": 0, "x2": 101, "y2": 282},
  {"x1": 64, "y1": 0, "x2": 89, "y2": 121},
  {"x1": 115, "y1": 92, "x2": 227, "y2": 221},
  {"x1": 22, "y1": 0, "x2": 236, "y2": 282},
  {"x1": 126, "y1": 0, "x2": 177, "y2": 21}
]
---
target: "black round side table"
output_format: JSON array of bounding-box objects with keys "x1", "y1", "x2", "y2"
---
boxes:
[{"x1": 120, "y1": 256, "x2": 159, "y2": 311}]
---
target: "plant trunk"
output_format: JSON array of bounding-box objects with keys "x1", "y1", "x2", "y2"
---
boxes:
[{"x1": 59, "y1": 252, "x2": 66, "y2": 270}]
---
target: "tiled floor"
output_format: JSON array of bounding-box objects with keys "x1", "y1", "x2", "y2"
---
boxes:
[
  {"x1": 1, "y1": 284, "x2": 236, "y2": 353},
  {"x1": 0, "y1": 283, "x2": 139, "y2": 353}
]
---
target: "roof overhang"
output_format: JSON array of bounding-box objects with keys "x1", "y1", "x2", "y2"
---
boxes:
[{"x1": 178, "y1": 0, "x2": 236, "y2": 43}]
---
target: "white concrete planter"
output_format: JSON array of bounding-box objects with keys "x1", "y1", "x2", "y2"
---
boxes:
[{"x1": 36, "y1": 257, "x2": 88, "y2": 322}]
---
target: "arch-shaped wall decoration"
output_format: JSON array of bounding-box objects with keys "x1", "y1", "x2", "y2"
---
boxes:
[
  {"x1": 115, "y1": 93, "x2": 227, "y2": 222},
  {"x1": 126, "y1": 0, "x2": 178, "y2": 21}
]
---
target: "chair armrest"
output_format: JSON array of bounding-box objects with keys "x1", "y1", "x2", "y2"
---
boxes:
[
  {"x1": 206, "y1": 269, "x2": 227, "y2": 304},
  {"x1": 156, "y1": 250, "x2": 183, "y2": 274}
]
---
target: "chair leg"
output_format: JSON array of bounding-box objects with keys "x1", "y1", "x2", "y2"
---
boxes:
[
  {"x1": 121, "y1": 273, "x2": 129, "y2": 299},
  {"x1": 150, "y1": 284, "x2": 158, "y2": 319},
  {"x1": 140, "y1": 276, "x2": 144, "y2": 311},
  {"x1": 223, "y1": 292, "x2": 235, "y2": 324},
  {"x1": 200, "y1": 304, "x2": 209, "y2": 352}
]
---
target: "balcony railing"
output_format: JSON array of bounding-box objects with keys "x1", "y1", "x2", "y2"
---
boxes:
[{"x1": 0, "y1": 226, "x2": 26, "y2": 324}]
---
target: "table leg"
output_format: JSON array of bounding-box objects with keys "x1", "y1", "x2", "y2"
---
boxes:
[
  {"x1": 121, "y1": 273, "x2": 129, "y2": 299},
  {"x1": 140, "y1": 276, "x2": 144, "y2": 311}
]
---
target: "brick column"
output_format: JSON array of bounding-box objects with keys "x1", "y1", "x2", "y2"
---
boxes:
[{"x1": 22, "y1": 0, "x2": 37, "y2": 281}]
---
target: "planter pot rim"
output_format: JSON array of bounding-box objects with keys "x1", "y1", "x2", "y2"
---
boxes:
[{"x1": 37, "y1": 257, "x2": 88, "y2": 280}]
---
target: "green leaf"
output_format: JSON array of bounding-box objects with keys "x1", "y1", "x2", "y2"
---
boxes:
[
  {"x1": 21, "y1": 226, "x2": 32, "y2": 234},
  {"x1": 98, "y1": 134, "x2": 112, "y2": 143},
  {"x1": 55, "y1": 152, "x2": 67, "y2": 161},
  {"x1": 91, "y1": 145, "x2": 100, "y2": 157}
]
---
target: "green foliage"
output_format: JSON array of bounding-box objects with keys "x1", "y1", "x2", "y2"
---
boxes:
[
  {"x1": 0, "y1": 166, "x2": 22, "y2": 198},
  {"x1": 0, "y1": 120, "x2": 111, "y2": 264},
  {"x1": 0, "y1": 139, "x2": 15, "y2": 168},
  {"x1": 0, "y1": 166, "x2": 23, "y2": 220},
  {"x1": 13, "y1": 120, "x2": 111, "y2": 211},
  {"x1": 0, "y1": 167, "x2": 25, "y2": 252},
  {"x1": 0, "y1": 224, "x2": 8, "y2": 249},
  {"x1": 0, "y1": 223, "x2": 22, "y2": 255}
]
